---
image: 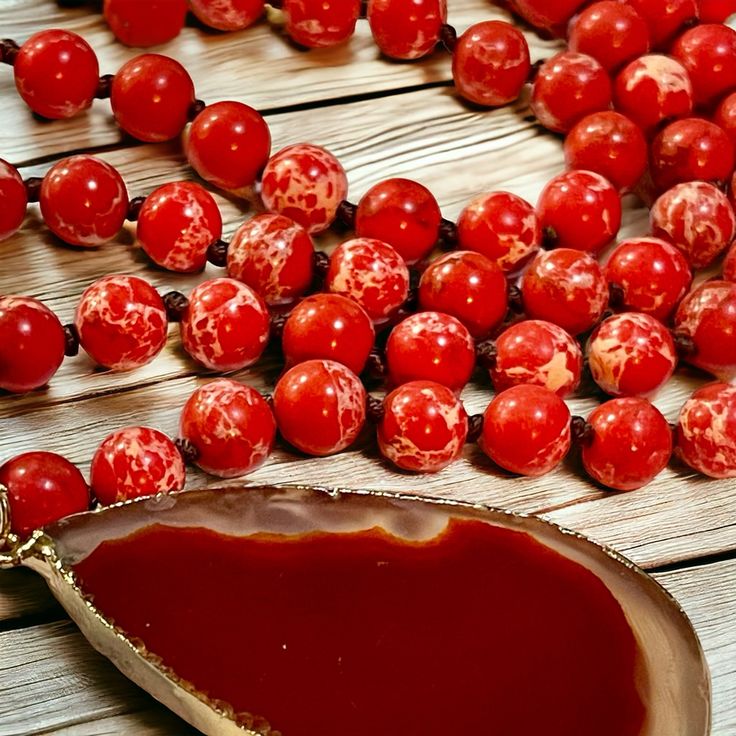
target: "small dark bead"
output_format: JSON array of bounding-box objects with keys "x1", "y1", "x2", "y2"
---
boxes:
[
  {"x1": 528, "y1": 58, "x2": 546, "y2": 83},
  {"x1": 608, "y1": 282, "x2": 625, "y2": 308},
  {"x1": 207, "y1": 239, "x2": 229, "y2": 267},
  {"x1": 269, "y1": 0, "x2": 282, "y2": 7},
  {"x1": 570, "y1": 415, "x2": 595, "y2": 447},
  {"x1": 163, "y1": 291, "x2": 190, "y2": 322},
  {"x1": 508, "y1": 284, "x2": 524, "y2": 313},
  {"x1": 63, "y1": 323, "x2": 80, "y2": 357},
  {"x1": 475, "y1": 339, "x2": 497, "y2": 370},
  {"x1": 336, "y1": 200, "x2": 357, "y2": 229},
  {"x1": 542, "y1": 226, "x2": 559, "y2": 249},
  {"x1": 359, "y1": 0, "x2": 368, "y2": 18},
  {"x1": 404, "y1": 286, "x2": 418, "y2": 311},
  {"x1": 188, "y1": 99, "x2": 207, "y2": 121},
  {"x1": 270, "y1": 312, "x2": 288, "y2": 342},
  {"x1": 0, "y1": 39, "x2": 19, "y2": 66},
  {"x1": 365, "y1": 395, "x2": 385, "y2": 424},
  {"x1": 94, "y1": 74, "x2": 114, "y2": 99},
  {"x1": 126, "y1": 195, "x2": 146, "y2": 222},
  {"x1": 439, "y1": 23, "x2": 457, "y2": 52},
  {"x1": 364, "y1": 349, "x2": 387, "y2": 382},
  {"x1": 313, "y1": 250, "x2": 330, "y2": 278},
  {"x1": 24, "y1": 177, "x2": 43, "y2": 203},
  {"x1": 175, "y1": 437, "x2": 199, "y2": 464},
  {"x1": 408, "y1": 267, "x2": 421, "y2": 291},
  {"x1": 438, "y1": 217, "x2": 458, "y2": 250},
  {"x1": 467, "y1": 414, "x2": 484, "y2": 443},
  {"x1": 673, "y1": 332, "x2": 697, "y2": 358}
]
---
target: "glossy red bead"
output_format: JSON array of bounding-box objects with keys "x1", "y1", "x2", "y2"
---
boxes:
[
  {"x1": 0, "y1": 452, "x2": 90, "y2": 538},
  {"x1": 378, "y1": 381, "x2": 468, "y2": 473},
  {"x1": 273, "y1": 359, "x2": 366, "y2": 456},
  {"x1": 511, "y1": 0, "x2": 587, "y2": 34},
  {"x1": 137, "y1": 181, "x2": 223, "y2": 273},
  {"x1": 180, "y1": 278, "x2": 269, "y2": 372},
  {"x1": 103, "y1": 0, "x2": 187, "y2": 46},
  {"x1": 698, "y1": 0, "x2": 736, "y2": 22},
  {"x1": 452, "y1": 21, "x2": 531, "y2": 107},
  {"x1": 355, "y1": 178, "x2": 441, "y2": 265},
  {"x1": 111, "y1": 54, "x2": 195, "y2": 142},
  {"x1": 186, "y1": 101, "x2": 271, "y2": 192},
  {"x1": 14, "y1": 30, "x2": 99, "y2": 119},
  {"x1": 227, "y1": 214, "x2": 314, "y2": 306},
  {"x1": 282, "y1": 293, "x2": 375, "y2": 375},
  {"x1": 367, "y1": 0, "x2": 446, "y2": 60},
  {"x1": 582, "y1": 398, "x2": 672, "y2": 490},
  {"x1": 724, "y1": 240, "x2": 736, "y2": 282},
  {"x1": 386, "y1": 312, "x2": 475, "y2": 392},
  {"x1": 0, "y1": 296, "x2": 65, "y2": 393},
  {"x1": 283, "y1": 0, "x2": 361, "y2": 48},
  {"x1": 621, "y1": 0, "x2": 698, "y2": 47},
  {"x1": 714, "y1": 92, "x2": 736, "y2": 148},
  {"x1": 325, "y1": 238, "x2": 409, "y2": 324},
  {"x1": 0, "y1": 159, "x2": 27, "y2": 241},
  {"x1": 261, "y1": 144, "x2": 348, "y2": 234},
  {"x1": 521, "y1": 249, "x2": 609, "y2": 335},
  {"x1": 189, "y1": 0, "x2": 265, "y2": 30},
  {"x1": 40, "y1": 155, "x2": 128, "y2": 247},
  {"x1": 179, "y1": 378, "x2": 276, "y2": 477},
  {"x1": 90, "y1": 427, "x2": 185, "y2": 505},
  {"x1": 75, "y1": 274, "x2": 168, "y2": 371},
  {"x1": 480, "y1": 385, "x2": 571, "y2": 477},
  {"x1": 491, "y1": 319, "x2": 583, "y2": 397}
]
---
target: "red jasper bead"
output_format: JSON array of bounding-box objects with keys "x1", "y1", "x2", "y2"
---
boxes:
[
  {"x1": 111, "y1": 54, "x2": 195, "y2": 143},
  {"x1": 480, "y1": 385, "x2": 571, "y2": 477},
  {"x1": 14, "y1": 30, "x2": 99, "y2": 119},
  {"x1": 75, "y1": 274, "x2": 168, "y2": 371},
  {"x1": 650, "y1": 182, "x2": 736, "y2": 269},
  {"x1": 181, "y1": 278, "x2": 270, "y2": 372},
  {"x1": 137, "y1": 181, "x2": 223, "y2": 273},
  {"x1": 456, "y1": 191, "x2": 541, "y2": 273},
  {"x1": 0, "y1": 452, "x2": 90, "y2": 538},
  {"x1": 282, "y1": 293, "x2": 375, "y2": 375},
  {"x1": 90, "y1": 427, "x2": 185, "y2": 505},
  {"x1": 698, "y1": 0, "x2": 736, "y2": 22},
  {"x1": 676, "y1": 382, "x2": 736, "y2": 479},
  {"x1": 564, "y1": 112, "x2": 647, "y2": 192},
  {"x1": 189, "y1": 0, "x2": 265, "y2": 31},
  {"x1": 582, "y1": 398, "x2": 672, "y2": 490},
  {"x1": 179, "y1": 378, "x2": 276, "y2": 477},
  {"x1": 40, "y1": 155, "x2": 128, "y2": 247},
  {"x1": 418, "y1": 251, "x2": 508, "y2": 339},
  {"x1": 675, "y1": 280, "x2": 736, "y2": 380},
  {"x1": 714, "y1": 92, "x2": 736, "y2": 148},
  {"x1": 452, "y1": 21, "x2": 531, "y2": 107},
  {"x1": 355, "y1": 178, "x2": 441, "y2": 265},
  {"x1": 273, "y1": 359, "x2": 366, "y2": 456},
  {"x1": 186, "y1": 101, "x2": 271, "y2": 192},
  {"x1": 378, "y1": 381, "x2": 468, "y2": 473},
  {"x1": 367, "y1": 0, "x2": 446, "y2": 60},
  {"x1": 491, "y1": 319, "x2": 583, "y2": 397},
  {"x1": 325, "y1": 238, "x2": 409, "y2": 324},
  {"x1": 261, "y1": 144, "x2": 348, "y2": 234},
  {"x1": 103, "y1": 0, "x2": 187, "y2": 46},
  {"x1": 227, "y1": 214, "x2": 314, "y2": 307},
  {"x1": 537, "y1": 170, "x2": 621, "y2": 254},
  {"x1": 621, "y1": 0, "x2": 697, "y2": 47},
  {"x1": 0, "y1": 160, "x2": 27, "y2": 241},
  {"x1": 530, "y1": 52, "x2": 612, "y2": 134},
  {"x1": 521, "y1": 249, "x2": 609, "y2": 335},
  {"x1": 283, "y1": 0, "x2": 361, "y2": 48},
  {"x1": 724, "y1": 240, "x2": 736, "y2": 282},
  {"x1": 386, "y1": 312, "x2": 475, "y2": 392},
  {"x1": 511, "y1": 0, "x2": 587, "y2": 34},
  {"x1": 0, "y1": 296, "x2": 65, "y2": 393}
]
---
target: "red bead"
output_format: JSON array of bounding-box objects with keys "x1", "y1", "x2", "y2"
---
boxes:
[
  {"x1": 75, "y1": 274, "x2": 168, "y2": 371},
  {"x1": 283, "y1": 0, "x2": 361, "y2": 47},
  {"x1": 227, "y1": 214, "x2": 314, "y2": 306},
  {"x1": 621, "y1": 0, "x2": 698, "y2": 47},
  {"x1": 186, "y1": 101, "x2": 271, "y2": 192},
  {"x1": 714, "y1": 92, "x2": 736, "y2": 148},
  {"x1": 480, "y1": 385, "x2": 571, "y2": 477},
  {"x1": 511, "y1": 0, "x2": 587, "y2": 34},
  {"x1": 491, "y1": 319, "x2": 583, "y2": 397},
  {"x1": 261, "y1": 144, "x2": 347, "y2": 234},
  {"x1": 537, "y1": 170, "x2": 621, "y2": 254},
  {"x1": 456, "y1": 191, "x2": 541, "y2": 273},
  {"x1": 111, "y1": 54, "x2": 195, "y2": 143},
  {"x1": 0, "y1": 296, "x2": 65, "y2": 393},
  {"x1": 378, "y1": 381, "x2": 468, "y2": 473},
  {"x1": 282, "y1": 293, "x2": 375, "y2": 375},
  {"x1": 325, "y1": 238, "x2": 409, "y2": 324},
  {"x1": 564, "y1": 112, "x2": 647, "y2": 192},
  {"x1": 698, "y1": 0, "x2": 736, "y2": 22},
  {"x1": 582, "y1": 398, "x2": 672, "y2": 490},
  {"x1": 14, "y1": 30, "x2": 98, "y2": 120},
  {"x1": 724, "y1": 240, "x2": 736, "y2": 282},
  {"x1": 650, "y1": 181, "x2": 736, "y2": 269},
  {"x1": 189, "y1": 0, "x2": 264, "y2": 30},
  {"x1": 676, "y1": 382, "x2": 736, "y2": 478},
  {"x1": 521, "y1": 249, "x2": 609, "y2": 335},
  {"x1": 604, "y1": 237, "x2": 692, "y2": 322},
  {"x1": 452, "y1": 21, "x2": 531, "y2": 107},
  {"x1": 179, "y1": 378, "x2": 276, "y2": 477},
  {"x1": 39, "y1": 155, "x2": 128, "y2": 247},
  {"x1": 650, "y1": 118, "x2": 735, "y2": 193},
  {"x1": 672, "y1": 24, "x2": 736, "y2": 108},
  {"x1": 418, "y1": 251, "x2": 508, "y2": 339},
  {"x1": 355, "y1": 178, "x2": 441, "y2": 264},
  {"x1": 180, "y1": 278, "x2": 270, "y2": 372},
  {"x1": 674, "y1": 280, "x2": 736, "y2": 379},
  {"x1": 273, "y1": 359, "x2": 366, "y2": 456},
  {"x1": 386, "y1": 312, "x2": 475, "y2": 392},
  {"x1": 367, "y1": 0, "x2": 446, "y2": 60},
  {"x1": 530, "y1": 52, "x2": 612, "y2": 134},
  {"x1": 103, "y1": 0, "x2": 187, "y2": 46},
  {"x1": 90, "y1": 427, "x2": 185, "y2": 505},
  {"x1": 0, "y1": 159, "x2": 27, "y2": 241},
  {"x1": 0, "y1": 452, "x2": 90, "y2": 538},
  {"x1": 568, "y1": 1, "x2": 650, "y2": 73},
  {"x1": 137, "y1": 181, "x2": 222, "y2": 272}
]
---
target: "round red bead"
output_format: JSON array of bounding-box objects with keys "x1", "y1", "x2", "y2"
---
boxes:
[
  {"x1": 0, "y1": 159, "x2": 27, "y2": 242},
  {"x1": 714, "y1": 92, "x2": 736, "y2": 148},
  {"x1": 189, "y1": 0, "x2": 264, "y2": 30},
  {"x1": 367, "y1": 0, "x2": 446, "y2": 60},
  {"x1": 621, "y1": 0, "x2": 697, "y2": 47},
  {"x1": 724, "y1": 241, "x2": 736, "y2": 283},
  {"x1": 511, "y1": 0, "x2": 587, "y2": 34},
  {"x1": 283, "y1": 0, "x2": 361, "y2": 47},
  {"x1": 103, "y1": 0, "x2": 187, "y2": 46},
  {"x1": 698, "y1": 0, "x2": 736, "y2": 22}
]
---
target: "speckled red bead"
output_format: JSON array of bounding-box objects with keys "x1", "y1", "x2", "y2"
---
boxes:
[
  {"x1": 511, "y1": 0, "x2": 586, "y2": 34},
  {"x1": 715, "y1": 92, "x2": 736, "y2": 148},
  {"x1": 0, "y1": 160, "x2": 27, "y2": 242},
  {"x1": 367, "y1": 0, "x2": 446, "y2": 60},
  {"x1": 283, "y1": 0, "x2": 361, "y2": 47},
  {"x1": 103, "y1": 0, "x2": 188, "y2": 46},
  {"x1": 622, "y1": 0, "x2": 697, "y2": 47},
  {"x1": 189, "y1": 0, "x2": 265, "y2": 30}
]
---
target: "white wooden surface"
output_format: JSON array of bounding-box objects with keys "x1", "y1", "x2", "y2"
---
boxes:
[{"x1": 0, "y1": 1, "x2": 734, "y2": 734}]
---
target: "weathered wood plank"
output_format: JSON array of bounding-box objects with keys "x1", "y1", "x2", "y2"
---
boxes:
[
  {"x1": 0, "y1": 568, "x2": 62, "y2": 625},
  {"x1": 38, "y1": 708, "x2": 198, "y2": 736}
]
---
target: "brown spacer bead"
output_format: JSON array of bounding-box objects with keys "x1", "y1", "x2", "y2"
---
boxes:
[
  {"x1": 608, "y1": 281, "x2": 625, "y2": 308},
  {"x1": 439, "y1": 23, "x2": 457, "y2": 52},
  {"x1": 63, "y1": 323, "x2": 80, "y2": 357},
  {"x1": 364, "y1": 349, "x2": 387, "y2": 382},
  {"x1": 207, "y1": 239, "x2": 229, "y2": 267},
  {"x1": 269, "y1": 0, "x2": 283, "y2": 7},
  {"x1": 336, "y1": 200, "x2": 357, "y2": 229},
  {"x1": 24, "y1": 177, "x2": 43, "y2": 203},
  {"x1": 366, "y1": 395, "x2": 385, "y2": 424},
  {"x1": 475, "y1": 339, "x2": 497, "y2": 370},
  {"x1": 126, "y1": 195, "x2": 146, "y2": 222},
  {"x1": 508, "y1": 283, "x2": 524, "y2": 313},
  {"x1": 403, "y1": 286, "x2": 418, "y2": 311},
  {"x1": 95, "y1": 74, "x2": 114, "y2": 99},
  {"x1": 269, "y1": 312, "x2": 288, "y2": 342},
  {"x1": 359, "y1": 0, "x2": 368, "y2": 18},
  {"x1": 467, "y1": 414, "x2": 484, "y2": 443},
  {"x1": 175, "y1": 437, "x2": 199, "y2": 464},
  {"x1": 571, "y1": 415, "x2": 595, "y2": 447},
  {"x1": 163, "y1": 291, "x2": 189, "y2": 322},
  {"x1": 673, "y1": 331, "x2": 697, "y2": 358},
  {"x1": 528, "y1": 58, "x2": 546, "y2": 84},
  {"x1": 438, "y1": 218, "x2": 458, "y2": 250},
  {"x1": 542, "y1": 226, "x2": 559, "y2": 249},
  {"x1": 188, "y1": 99, "x2": 207, "y2": 121},
  {"x1": 313, "y1": 250, "x2": 330, "y2": 278},
  {"x1": 0, "y1": 39, "x2": 19, "y2": 66}
]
